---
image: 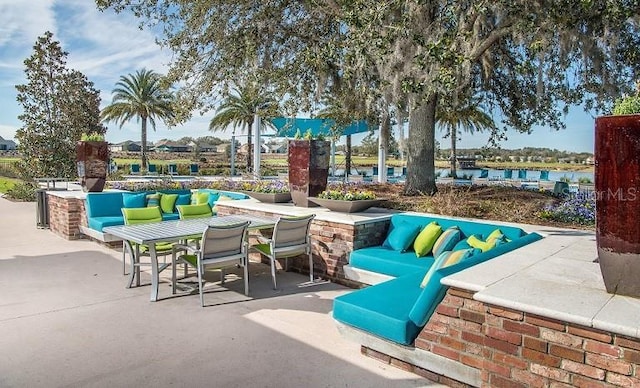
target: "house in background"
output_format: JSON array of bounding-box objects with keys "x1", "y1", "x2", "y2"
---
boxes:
[
  {"x1": 0, "y1": 136, "x2": 17, "y2": 150},
  {"x1": 109, "y1": 140, "x2": 143, "y2": 152},
  {"x1": 154, "y1": 140, "x2": 189, "y2": 153},
  {"x1": 188, "y1": 141, "x2": 217, "y2": 153}
]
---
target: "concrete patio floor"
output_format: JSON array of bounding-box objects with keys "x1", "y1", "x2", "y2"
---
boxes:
[{"x1": 0, "y1": 198, "x2": 435, "y2": 387}]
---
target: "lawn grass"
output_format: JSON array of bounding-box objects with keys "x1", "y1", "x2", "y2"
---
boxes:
[{"x1": 0, "y1": 177, "x2": 20, "y2": 193}]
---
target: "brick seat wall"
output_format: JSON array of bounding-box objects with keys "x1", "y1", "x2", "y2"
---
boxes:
[{"x1": 364, "y1": 287, "x2": 640, "y2": 387}]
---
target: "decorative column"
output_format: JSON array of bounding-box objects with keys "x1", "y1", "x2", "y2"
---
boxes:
[
  {"x1": 288, "y1": 139, "x2": 330, "y2": 207},
  {"x1": 594, "y1": 114, "x2": 640, "y2": 297}
]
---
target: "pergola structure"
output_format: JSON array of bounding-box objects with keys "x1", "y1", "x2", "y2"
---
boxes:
[{"x1": 247, "y1": 116, "x2": 392, "y2": 182}]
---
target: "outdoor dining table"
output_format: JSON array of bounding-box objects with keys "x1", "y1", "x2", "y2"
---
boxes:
[{"x1": 103, "y1": 214, "x2": 277, "y2": 302}]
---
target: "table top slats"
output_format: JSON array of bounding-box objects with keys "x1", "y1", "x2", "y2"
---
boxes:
[{"x1": 103, "y1": 215, "x2": 276, "y2": 244}]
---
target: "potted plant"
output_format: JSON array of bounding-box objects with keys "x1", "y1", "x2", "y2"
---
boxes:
[
  {"x1": 288, "y1": 130, "x2": 331, "y2": 207},
  {"x1": 308, "y1": 184, "x2": 387, "y2": 213},
  {"x1": 594, "y1": 85, "x2": 640, "y2": 297},
  {"x1": 239, "y1": 180, "x2": 292, "y2": 203},
  {"x1": 76, "y1": 132, "x2": 109, "y2": 192}
]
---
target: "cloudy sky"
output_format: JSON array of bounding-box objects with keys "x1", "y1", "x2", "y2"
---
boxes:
[{"x1": 0, "y1": 0, "x2": 597, "y2": 152}]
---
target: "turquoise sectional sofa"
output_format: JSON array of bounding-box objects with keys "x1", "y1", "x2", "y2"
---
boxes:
[
  {"x1": 85, "y1": 189, "x2": 249, "y2": 232},
  {"x1": 333, "y1": 214, "x2": 543, "y2": 345}
]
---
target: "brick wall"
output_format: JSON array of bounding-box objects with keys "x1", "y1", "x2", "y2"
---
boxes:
[
  {"x1": 47, "y1": 194, "x2": 86, "y2": 240},
  {"x1": 407, "y1": 287, "x2": 640, "y2": 387},
  {"x1": 217, "y1": 205, "x2": 389, "y2": 285}
]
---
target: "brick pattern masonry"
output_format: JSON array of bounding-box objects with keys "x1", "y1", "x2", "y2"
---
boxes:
[{"x1": 378, "y1": 287, "x2": 640, "y2": 387}]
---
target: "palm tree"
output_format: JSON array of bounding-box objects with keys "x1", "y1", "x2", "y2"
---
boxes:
[
  {"x1": 101, "y1": 69, "x2": 175, "y2": 169},
  {"x1": 437, "y1": 98, "x2": 496, "y2": 178},
  {"x1": 209, "y1": 84, "x2": 277, "y2": 172}
]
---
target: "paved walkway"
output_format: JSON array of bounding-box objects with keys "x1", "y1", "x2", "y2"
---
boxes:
[{"x1": 0, "y1": 197, "x2": 434, "y2": 387}]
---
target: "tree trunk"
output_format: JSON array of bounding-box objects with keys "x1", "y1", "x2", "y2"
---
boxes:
[
  {"x1": 404, "y1": 95, "x2": 437, "y2": 195},
  {"x1": 450, "y1": 128, "x2": 457, "y2": 178},
  {"x1": 246, "y1": 121, "x2": 253, "y2": 172},
  {"x1": 141, "y1": 117, "x2": 148, "y2": 169},
  {"x1": 345, "y1": 135, "x2": 352, "y2": 178}
]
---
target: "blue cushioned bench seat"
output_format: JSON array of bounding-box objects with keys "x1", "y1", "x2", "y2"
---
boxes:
[
  {"x1": 84, "y1": 190, "x2": 249, "y2": 233},
  {"x1": 349, "y1": 247, "x2": 435, "y2": 278},
  {"x1": 334, "y1": 271, "x2": 426, "y2": 345},
  {"x1": 333, "y1": 214, "x2": 543, "y2": 346}
]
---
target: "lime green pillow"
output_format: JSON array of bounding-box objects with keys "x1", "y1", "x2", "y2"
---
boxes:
[
  {"x1": 420, "y1": 248, "x2": 475, "y2": 288},
  {"x1": 192, "y1": 191, "x2": 210, "y2": 205},
  {"x1": 414, "y1": 222, "x2": 443, "y2": 257},
  {"x1": 160, "y1": 193, "x2": 179, "y2": 214},
  {"x1": 467, "y1": 235, "x2": 496, "y2": 252},
  {"x1": 486, "y1": 229, "x2": 504, "y2": 241}
]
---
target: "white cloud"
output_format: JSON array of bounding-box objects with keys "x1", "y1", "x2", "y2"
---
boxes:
[{"x1": 0, "y1": 0, "x2": 55, "y2": 48}]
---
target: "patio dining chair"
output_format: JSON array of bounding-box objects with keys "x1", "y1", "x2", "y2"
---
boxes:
[
  {"x1": 252, "y1": 214, "x2": 315, "y2": 289},
  {"x1": 189, "y1": 163, "x2": 199, "y2": 175},
  {"x1": 130, "y1": 163, "x2": 141, "y2": 175},
  {"x1": 147, "y1": 164, "x2": 158, "y2": 175},
  {"x1": 168, "y1": 163, "x2": 178, "y2": 176},
  {"x1": 176, "y1": 203, "x2": 213, "y2": 253},
  {"x1": 172, "y1": 221, "x2": 250, "y2": 306},
  {"x1": 122, "y1": 207, "x2": 176, "y2": 288}
]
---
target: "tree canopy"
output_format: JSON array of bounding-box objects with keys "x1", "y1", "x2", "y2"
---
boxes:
[
  {"x1": 97, "y1": 0, "x2": 640, "y2": 193},
  {"x1": 16, "y1": 31, "x2": 104, "y2": 179},
  {"x1": 101, "y1": 69, "x2": 175, "y2": 168}
]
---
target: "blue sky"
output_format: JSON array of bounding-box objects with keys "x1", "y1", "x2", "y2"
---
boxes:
[{"x1": 0, "y1": 0, "x2": 596, "y2": 153}]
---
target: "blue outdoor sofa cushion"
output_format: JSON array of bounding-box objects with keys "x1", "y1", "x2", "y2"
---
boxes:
[
  {"x1": 349, "y1": 247, "x2": 435, "y2": 278},
  {"x1": 334, "y1": 214, "x2": 543, "y2": 346},
  {"x1": 86, "y1": 190, "x2": 191, "y2": 232},
  {"x1": 333, "y1": 271, "x2": 426, "y2": 345},
  {"x1": 86, "y1": 190, "x2": 250, "y2": 232}
]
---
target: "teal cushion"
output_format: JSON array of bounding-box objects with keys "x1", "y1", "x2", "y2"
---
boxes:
[
  {"x1": 333, "y1": 271, "x2": 425, "y2": 345},
  {"x1": 88, "y1": 216, "x2": 124, "y2": 232},
  {"x1": 85, "y1": 192, "x2": 124, "y2": 218},
  {"x1": 349, "y1": 247, "x2": 435, "y2": 277},
  {"x1": 208, "y1": 193, "x2": 220, "y2": 208},
  {"x1": 176, "y1": 193, "x2": 191, "y2": 206},
  {"x1": 382, "y1": 222, "x2": 421, "y2": 252},
  {"x1": 122, "y1": 192, "x2": 147, "y2": 208},
  {"x1": 432, "y1": 227, "x2": 462, "y2": 257}
]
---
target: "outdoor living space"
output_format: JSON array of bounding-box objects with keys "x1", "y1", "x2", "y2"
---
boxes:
[
  {"x1": 6, "y1": 188, "x2": 640, "y2": 387},
  {"x1": 0, "y1": 197, "x2": 431, "y2": 387}
]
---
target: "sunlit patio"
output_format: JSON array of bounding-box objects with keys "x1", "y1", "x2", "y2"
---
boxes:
[{"x1": 0, "y1": 198, "x2": 433, "y2": 387}]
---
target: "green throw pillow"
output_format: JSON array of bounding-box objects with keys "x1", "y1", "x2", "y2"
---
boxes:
[
  {"x1": 413, "y1": 222, "x2": 443, "y2": 257},
  {"x1": 420, "y1": 248, "x2": 476, "y2": 288},
  {"x1": 432, "y1": 226, "x2": 461, "y2": 258},
  {"x1": 192, "y1": 191, "x2": 210, "y2": 205},
  {"x1": 160, "y1": 193, "x2": 179, "y2": 214},
  {"x1": 146, "y1": 193, "x2": 161, "y2": 207},
  {"x1": 467, "y1": 235, "x2": 496, "y2": 253},
  {"x1": 382, "y1": 221, "x2": 421, "y2": 252}
]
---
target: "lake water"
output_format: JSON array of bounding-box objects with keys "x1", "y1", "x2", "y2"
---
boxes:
[{"x1": 344, "y1": 167, "x2": 594, "y2": 183}]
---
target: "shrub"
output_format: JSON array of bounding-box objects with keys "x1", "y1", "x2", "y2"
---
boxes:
[
  {"x1": 578, "y1": 176, "x2": 592, "y2": 184},
  {"x1": 539, "y1": 192, "x2": 595, "y2": 225},
  {"x1": 6, "y1": 181, "x2": 38, "y2": 201}
]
